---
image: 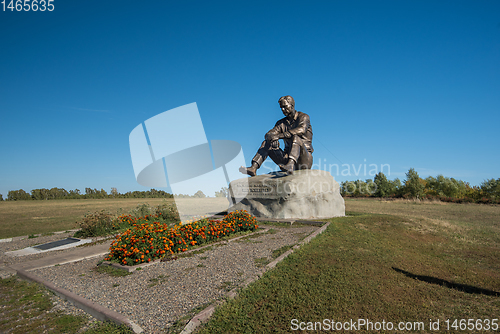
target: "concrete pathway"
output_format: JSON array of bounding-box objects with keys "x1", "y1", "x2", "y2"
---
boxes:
[{"x1": 7, "y1": 242, "x2": 110, "y2": 272}]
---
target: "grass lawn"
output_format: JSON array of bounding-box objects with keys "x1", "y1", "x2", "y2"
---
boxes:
[
  {"x1": 198, "y1": 199, "x2": 500, "y2": 333},
  {"x1": 0, "y1": 276, "x2": 134, "y2": 334},
  {"x1": 0, "y1": 198, "x2": 173, "y2": 238}
]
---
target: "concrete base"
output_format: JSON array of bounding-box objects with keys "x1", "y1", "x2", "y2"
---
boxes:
[{"x1": 228, "y1": 169, "x2": 345, "y2": 219}]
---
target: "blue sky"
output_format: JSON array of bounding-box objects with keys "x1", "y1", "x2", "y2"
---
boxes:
[{"x1": 1, "y1": 0, "x2": 499, "y2": 197}]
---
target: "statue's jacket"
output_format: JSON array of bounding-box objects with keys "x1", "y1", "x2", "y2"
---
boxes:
[{"x1": 265, "y1": 111, "x2": 314, "y2": 153}]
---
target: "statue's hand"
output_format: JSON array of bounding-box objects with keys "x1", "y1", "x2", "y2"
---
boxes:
[
  {"x1": 271, "y1": 140, "x2": 280, "y2": 149},
  {"x1": 283, "y1": 131, "x2": 292, "y2": 138}
]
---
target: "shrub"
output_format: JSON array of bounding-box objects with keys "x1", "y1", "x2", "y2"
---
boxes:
[
  {"x1": 130, "y1": 203, "x2": 154, "y2": 218},
  {"x1": 154, "y1": 203, "x2": 180, "y2": 222},
  {"x1": 74, "y1": 210, "x2": 117, "y2": 238},
  {"x1": 75, "y1": 212, "x2": 172, "y2": 238},
  {"x1": 461, "y1": 197, "x2": 474, "y2": 203},
  {"x1": 477, "y1": 197, "x2": 493, "y2": 205}
]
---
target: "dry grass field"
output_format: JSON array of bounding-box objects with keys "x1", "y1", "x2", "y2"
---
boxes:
[
  {"x1": 345, "y1": 198, "x2": 500, "y2": 226},
  {"x1": 0, "y1": 198, "x2": 174, "y2": 238},
  {"x1": 345, "y1": 198, "x2": 500, "y2": 248}
]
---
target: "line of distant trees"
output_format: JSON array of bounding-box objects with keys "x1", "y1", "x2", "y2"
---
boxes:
[
  {"x1": 341, "y1": 168, "x2": 500, "y2": 204},
  {"x1": 1, "y1": 186, "x2": 230, "y2": 202},
  {"x1": 2, "y1": 172, "x2": 498, "y2": 205},
  {"x1": 2, "y1": 187, "x2": 175, "y2": 201},
  {"x1": 174, "y1": 188, "x2": 228, "y2": 199}
]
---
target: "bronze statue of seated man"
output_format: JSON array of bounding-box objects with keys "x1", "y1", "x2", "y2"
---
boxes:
[{"x1": 240, "y1": 95, "x2": 313, "y2": 176}]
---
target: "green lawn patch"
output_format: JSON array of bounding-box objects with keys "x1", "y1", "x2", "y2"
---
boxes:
[
  {"x1": 198, "y1": 212, "x2": 500, "y2": 333},
  {"x1": 0, "y1": 276, "x2": 135, "y2": 334},
  {"x1": 0, "y1": 276, "x2": 86, "y2": 334},
  {"x1": 94, "y1": 265, "x2": 132, "y2": 277}
]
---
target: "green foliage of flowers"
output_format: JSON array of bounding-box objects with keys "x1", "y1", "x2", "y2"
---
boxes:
[
  {"x1": 74, "y1": 203, "x2": 181, "y2": 238},
  {"x1": 105, "y1": 210, "x2": 258, "y2": 266}
]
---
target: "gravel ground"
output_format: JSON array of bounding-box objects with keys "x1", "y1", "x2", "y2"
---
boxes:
[{"x1": 29, "y1": 225, "x2": 316, "y2": 333}]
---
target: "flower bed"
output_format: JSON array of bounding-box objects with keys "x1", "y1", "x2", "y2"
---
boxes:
[{"x1": 105, "y1": 210, "x2": 258, "y2": 266}]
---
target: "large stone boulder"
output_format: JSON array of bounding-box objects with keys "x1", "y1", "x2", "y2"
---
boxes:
[{"x1": 228, "y1": 169, "x2": 345, "y2": 219}]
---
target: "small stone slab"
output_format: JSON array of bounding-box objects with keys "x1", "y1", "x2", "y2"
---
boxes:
[
  {"x1": 5, "y1": 238, "x2": 93, "y2": 257},
  {"x1": 33, "y1": 237, "x2": 81, "y2": 250}
]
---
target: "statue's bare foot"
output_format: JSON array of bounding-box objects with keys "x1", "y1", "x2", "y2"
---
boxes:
[{"x1": 239, "y1": 166, "x2": 256, "y2": 177}]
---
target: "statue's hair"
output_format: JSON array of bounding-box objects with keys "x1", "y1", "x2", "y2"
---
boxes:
[{"x1": 278, "y1": 95, "x2": 295, "y2": 108}]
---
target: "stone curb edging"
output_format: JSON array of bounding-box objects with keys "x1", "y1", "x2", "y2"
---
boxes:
[
  {"x1": 266, "y1": 221, "x2": 330, "y2": 270},
  {"x1": 294, "y1": 220, "x2": 327, "y2": 226},
  {"x1": 15, "y1": 269, "x2": 144, "y2": 334},
  {"x1": 22, "y1": 252, "x2": 110, "y2": 272},
  {"x1": 179, "y1": 221, "x2": 331, "y2": 334},
  {"x1": 100, "y1": 227, "x2": 270, "y2": 273}
]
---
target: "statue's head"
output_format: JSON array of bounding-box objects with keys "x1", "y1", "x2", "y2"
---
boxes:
[{"x1": 278, "y1": 95, "x2": 296, "y2": 121}]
